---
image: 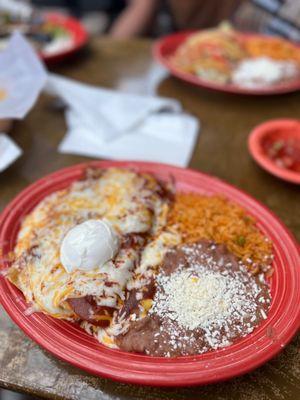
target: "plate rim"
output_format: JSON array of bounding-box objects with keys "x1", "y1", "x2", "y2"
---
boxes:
[
  {"x1": 0, "y1": 160, "x2": 299, "y2": 386},
  {"x1": 38, "y1": 12, "x2": 88, "y2": 63},
  {"x1": 153, "y1": 31, "x2": 300, "y2": 96}
]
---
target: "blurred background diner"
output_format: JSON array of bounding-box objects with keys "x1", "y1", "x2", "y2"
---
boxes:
[{"x1": 1, "y1": 0, "x2": 300, "y2": 39}]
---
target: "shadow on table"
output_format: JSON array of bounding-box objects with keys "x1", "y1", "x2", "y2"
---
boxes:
[{"x1": 0, "y1": 389, "x2": 41, "y2": 400}]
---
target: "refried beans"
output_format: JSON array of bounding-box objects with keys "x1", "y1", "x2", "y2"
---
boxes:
[{"x1": 116, "y1": 240, "x2": 271, "y2": 357}]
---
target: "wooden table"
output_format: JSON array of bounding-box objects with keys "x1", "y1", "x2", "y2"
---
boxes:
[{"x1": 0, "y1": 38, "x2": 299, "y2": 400}]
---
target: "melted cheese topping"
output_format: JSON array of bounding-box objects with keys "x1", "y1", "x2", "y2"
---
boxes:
[{"x1": 8, "y1": 169, "x2": 180, "y2": 340}]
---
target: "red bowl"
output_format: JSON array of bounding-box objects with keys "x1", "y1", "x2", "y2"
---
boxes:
[
  {"x1": 248, "y1": 119, "x2": 300, "y2": 184},
  {"x1": 0, "y1": 161, "x2": 299, "y2": 386},
  {"x1": 38, "y1": 12, "x2": 88, "y2": 64},
  {"x1": 153, "y1": 31, "x2": 300, "y2": 95}
]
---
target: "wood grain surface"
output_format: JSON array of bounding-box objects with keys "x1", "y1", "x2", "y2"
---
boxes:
[{"x1": 0, "y1": 38, "x2": 299, "y2": 400}]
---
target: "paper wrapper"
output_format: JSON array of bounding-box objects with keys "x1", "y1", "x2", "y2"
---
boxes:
[
  {"x1": 45, "y1": 72, "x2": 200, "y2": 167},
  {"x1": 0, "y1": 32, "x2": 47, "y2": 119},
  {"x1": 45, "y1": 74, "x2": 181, "y2": 142},
  {"x1": 0, "y1": 133, "x2": 22, "y2": 172},
  {"x1": 59, "y1": 109, "x2": 199, "y2": 167}
]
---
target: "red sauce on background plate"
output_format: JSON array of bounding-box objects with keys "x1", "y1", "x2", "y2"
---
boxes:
[
  {"x1": 263, "y1": 136, "x2": 300, "y2": 173},
  {"x1": 248, "y1": 119, "x2": 300, "y2": 184}
]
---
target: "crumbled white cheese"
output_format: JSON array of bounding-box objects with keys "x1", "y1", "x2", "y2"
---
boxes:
[{"x1": 150, "y1": 248, "x2": 270, "y2": 353}]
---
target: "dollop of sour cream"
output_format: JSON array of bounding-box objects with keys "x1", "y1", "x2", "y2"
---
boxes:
[{"x1": 60, "y1": 219, "x2": 119, "y2": 273}]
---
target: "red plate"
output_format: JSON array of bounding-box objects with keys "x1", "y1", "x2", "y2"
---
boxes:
[
  {"x1": 38, "y1": 12, "x2": 88, "y2": 64},
  {"x1": 0, "y1": 161, "x2": 299, "y2": 386},
  {"x1": 153, "y1": 31, "x2": 300, "y2": 95},
  {"x1": 249, "y1": 119, "x2": 300, "y2": 184}
]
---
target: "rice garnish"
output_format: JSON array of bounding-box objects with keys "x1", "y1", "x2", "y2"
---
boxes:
[{"x1": 167, "y1": 193, "x2": 273, "y2": 275}]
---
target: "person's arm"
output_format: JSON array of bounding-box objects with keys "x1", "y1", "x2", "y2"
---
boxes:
[{"x1": 110, "y1": 0, "x2": 159, "y2": 38}]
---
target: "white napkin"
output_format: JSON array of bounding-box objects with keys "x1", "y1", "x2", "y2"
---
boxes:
[
  {"x1": 0, "y1": 32, "x2": 47, "y2": 119},
  {"x1": 46, "y1": 74, "x2": 199, "y2": 167},
  {"x1": 60, "y1": 109, "x2": 198, "y2": 166},
  {"x1": 46, "y1": 73, "x2": 182, "y2": 142},
  {"x1": 116, "y1": 62, "x2": 169, "y2": 95},
  {"x1": 0, "y1": 133, "x2": 22, "y2": 172}
]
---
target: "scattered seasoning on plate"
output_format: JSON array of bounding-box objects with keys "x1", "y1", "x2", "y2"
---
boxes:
[{"x1": 236, "y1": 235, "x2": 246, "y2": 246}]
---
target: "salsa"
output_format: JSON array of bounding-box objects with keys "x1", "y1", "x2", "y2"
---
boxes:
[{"x1": 263, "y1": 137, "x2": 300, "y2": 173}]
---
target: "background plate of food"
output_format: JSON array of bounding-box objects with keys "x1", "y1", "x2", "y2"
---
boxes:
[
  {"x1": 153, "y1": 25, "x2": 300, "y2": 95},
  {"x1": 0, "y1": 161, "x2": 299, "y2": 386},
  {"x1": 0, "y1": 11, "x2": 88, "y2": 64}
]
